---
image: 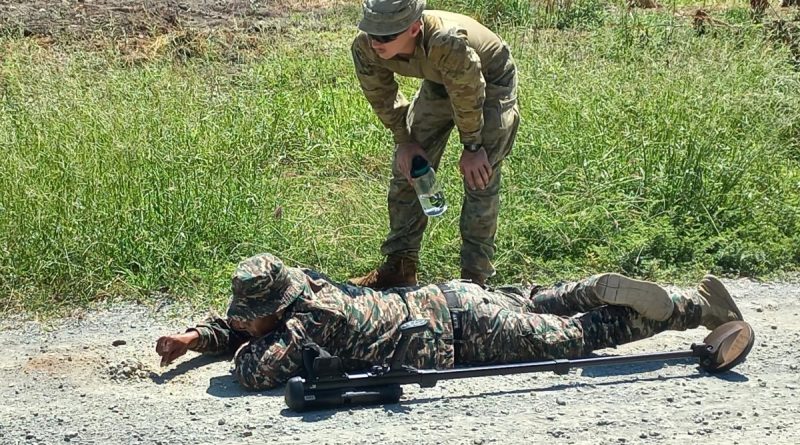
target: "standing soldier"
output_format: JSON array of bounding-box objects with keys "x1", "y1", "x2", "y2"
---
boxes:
[{"x1": 348, "y1": 0, "x2": 520, "y2": 288}]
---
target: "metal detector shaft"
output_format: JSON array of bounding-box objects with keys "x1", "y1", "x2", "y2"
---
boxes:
[
  {"x1": 305, "y1": 349, "x2": 700, "y2": 392},
  {"x1": 285, "y1": 346, "x2": 709, "y2": 411}
]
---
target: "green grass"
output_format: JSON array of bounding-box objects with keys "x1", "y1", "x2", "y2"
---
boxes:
[{"x1": 1, "y1": 2, "x2": 799, "y2": 314}]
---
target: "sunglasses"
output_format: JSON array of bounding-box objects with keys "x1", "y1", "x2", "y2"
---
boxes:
[{"x1": 368, "y1": 30, "x2": 404, "y2": 44}]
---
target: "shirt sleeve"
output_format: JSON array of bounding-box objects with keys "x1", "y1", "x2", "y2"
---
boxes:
[
  {"x1": 187, "y1": 317, "x2": 251, "y2": 356},
  {"x1": 429, "y1": 30, "x2": 486, "y2": 145},
  {"x1": 351, "y1": 34, "x2": 413, "y2": 145},
  {"x1": 232, "y1": 312, "x2": 342, "y2": 390}
]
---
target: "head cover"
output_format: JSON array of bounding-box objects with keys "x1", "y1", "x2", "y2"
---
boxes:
[
  {"x1": 226, "y1": 253, "x2": 306, "y2": 322},
  {"x1": 358, "y1": 0, "x2": 426, "y2": 36}
]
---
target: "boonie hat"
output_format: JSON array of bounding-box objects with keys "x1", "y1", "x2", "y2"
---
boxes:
[
  {"x1": 358, "y1": 0, "x2": 426, "y2": 36},
  {"x1": 226, "y1": 253, "x2": 306, "y2": 321}
]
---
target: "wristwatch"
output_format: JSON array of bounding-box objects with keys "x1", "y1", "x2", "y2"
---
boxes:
[{"x1": 463, "y1": 144, "x2": 482, "y2": 153}]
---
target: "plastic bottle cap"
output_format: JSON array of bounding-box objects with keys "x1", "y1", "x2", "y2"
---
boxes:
[{"x1": 410, "y1": 155, "x2": 430, "y2": 178}]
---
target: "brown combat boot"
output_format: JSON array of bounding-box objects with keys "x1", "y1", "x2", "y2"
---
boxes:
[
  {"x1": 348, "y1": 255, "x2": 418, "y2": 289},
  {"x1": 590, "y1": 273, "x2": 674, "y2": 321},
  {"x1": 696, "y1": 275, "x2": 744, "y2": 330},
  {"x1": 460, "y1": 269, "x2": 486, "y2": 289}
]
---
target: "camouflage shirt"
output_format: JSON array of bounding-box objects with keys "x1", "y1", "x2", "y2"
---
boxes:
[
  {"x1": 351, "y1": 10, "x2": 515, "y2": 146},
  {"x1": 190, "y1": 268, "x2": 455, "y2": 390}
]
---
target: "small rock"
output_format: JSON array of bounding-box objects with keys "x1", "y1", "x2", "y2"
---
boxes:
[
  {"x1": 241, "y1": 431, "x2": 253, "y2": 437},
  {"x1": 218, "y1": 419, "x2": 226, "y2": 426},
  {"x1": 556, "y1": 398, "x2": 567, "y2": 406},
  {"x1": 112, "y1": 340, "x2": 126, "y2": 347}
]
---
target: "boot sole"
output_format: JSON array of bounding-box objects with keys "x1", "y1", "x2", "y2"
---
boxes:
[
  {"x1": 592, "y1": 273, "x2": 674, "y2": 321},
  {"x1": 701, "y1": 275, "x2": 743, "y2": 321}
]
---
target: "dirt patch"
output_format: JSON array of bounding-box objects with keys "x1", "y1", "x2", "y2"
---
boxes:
[{"x1": 0, "y1": 0, "x2": 351, "y2": 38}]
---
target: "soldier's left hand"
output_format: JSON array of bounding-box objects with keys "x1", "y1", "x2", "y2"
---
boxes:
[{"x1": 459, "y1": 148, "x2": 492, "y2": 191}]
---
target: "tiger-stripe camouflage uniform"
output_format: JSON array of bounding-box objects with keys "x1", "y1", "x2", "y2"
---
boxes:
[
  {"x1": 351, "y1": 3, "x2": 520, "y2": 283},
  {"x1": 187, "y1": 253, "x2": 742, "y2": 390}
]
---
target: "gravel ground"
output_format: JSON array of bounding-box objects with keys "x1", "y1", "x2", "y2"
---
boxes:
[{"x1": 1, "y1": 276, "x2": 799, "y2": 445}]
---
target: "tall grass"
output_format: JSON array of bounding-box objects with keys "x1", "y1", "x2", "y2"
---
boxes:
[
  {"x1": 429, "y1": 0, "x2": 608, "y2": 29},
  {"x1": 1, "y1": 3, "x2": 799, "y2": 314}
]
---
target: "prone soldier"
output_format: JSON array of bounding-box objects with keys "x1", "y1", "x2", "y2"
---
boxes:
[{"x1": 155, "y1": 253, "x2": 743, "y2": 390}]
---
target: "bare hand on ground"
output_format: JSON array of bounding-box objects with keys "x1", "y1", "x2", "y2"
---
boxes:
[{"x1": 155, "y1": 331, "x2": 199, "y2": 367}]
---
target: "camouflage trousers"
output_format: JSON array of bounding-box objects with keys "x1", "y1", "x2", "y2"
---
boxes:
[
  {"x1": 446, "y1": 278, "x2": 703, "y2": 365},
  {"x1": 381, "y1": 67, "x2": 520, "y2": 281}
]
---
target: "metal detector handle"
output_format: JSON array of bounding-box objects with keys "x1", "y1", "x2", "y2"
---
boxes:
[
  {"x1": 285, "y1": 376, "x2": 403, "y2": 412},
  {"x1": 389, "y1": 319, "x2": 429, "y2": 371}
]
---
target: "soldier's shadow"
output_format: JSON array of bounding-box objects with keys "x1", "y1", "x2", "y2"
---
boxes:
[
  {"x1": 405, "y1": 365, "x2": 749, "y2": 407},
  {"x1": 150, "y1": 354, "x2": 232, "y2": 385},
  {"x1": 204, "y1": 374, "x2": 284, "y2": 398},
  {"x1": 579, "y1": 356, "x2": 687, "y2": 377}
]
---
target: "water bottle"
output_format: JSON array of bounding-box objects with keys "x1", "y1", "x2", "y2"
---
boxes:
[{"x1": 410, "y1": 155, "x2": 447, "y2": 217}]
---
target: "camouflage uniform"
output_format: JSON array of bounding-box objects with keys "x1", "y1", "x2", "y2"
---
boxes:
[
  {"x1": 189, "y1": 254, "x2": 706, "y2": 390},
  {"x1": 352, "y1": 9, "x2": 520, "y2": 280}
]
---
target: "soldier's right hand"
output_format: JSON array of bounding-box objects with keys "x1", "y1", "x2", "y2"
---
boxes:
[
  {"x1": 395, "y1": 142, "x2": 428, "y2": 184},
  {"x1": 155, "y1": 332, "x2": 198, "y2": 367}
]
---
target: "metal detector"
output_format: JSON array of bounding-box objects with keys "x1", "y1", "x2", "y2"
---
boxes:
[{"x1": 284, "y1": 319, "x2": 755, "y2": 412}]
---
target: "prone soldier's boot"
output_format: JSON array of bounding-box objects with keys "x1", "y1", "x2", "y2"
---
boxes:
[
  {"x1": 589, "y1": 273, "x2": 675, "y2": 321},
  {"x1": 530, "y1": 273, "x2": 674, "y2": 320},
  {"x1": 694, "y1": 274, "x2": 743, "y2": 329},
  {"x1": 348, "y1": 255, "x2": 418, "y2": 289}
]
